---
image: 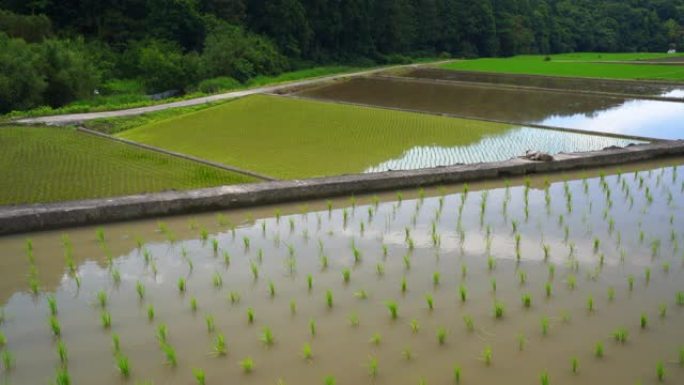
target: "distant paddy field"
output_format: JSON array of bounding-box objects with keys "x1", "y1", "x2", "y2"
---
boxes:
[{"x1": 118, "y1": 95, "x2": 640, "y2": 179}]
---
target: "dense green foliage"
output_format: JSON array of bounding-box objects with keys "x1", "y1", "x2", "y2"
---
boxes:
[
  {"x1": 443, "y1": 53, "x2": 684, "y2": 81},
  {"x1": 0, "y1": 126, "x2": 255, "y2": 205},
  {"x1": 2, "y1": 0, "x2": 684, "y2": 113}
]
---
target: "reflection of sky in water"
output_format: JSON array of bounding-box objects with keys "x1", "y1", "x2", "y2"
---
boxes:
[
  {"x1": 661, "y1": 89, "x2": 684, "y2": 98},
  {"x1": 538, "y1": 99, "x2": 684, "y2": 140},
  {"x1": 365, "y1": 127, "x2": 640, "y2": 172}
]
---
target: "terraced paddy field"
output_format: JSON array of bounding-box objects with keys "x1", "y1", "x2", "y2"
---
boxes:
[
  {"x1": 440, "y1": 54, "x2": 684, "y2": 81},
  {"x1": 118, "y1": 95, "x2": 640, "y2": 178},
  {"x1": 402, "y1": 68, "x2": 684, "y2": 98},
  {"x1": 0, "y1": 126, "x2": 255, "y2": 206},
  {"x1": 1, "y1": 158, "x2": 683, "y2": 385},
  {"x1": 298, "y1": 77, "x2": 684, "y2": 140}
]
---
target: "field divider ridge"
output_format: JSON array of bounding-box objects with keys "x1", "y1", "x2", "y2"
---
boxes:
[
  {"x1": 372, "y1": 74, "x2": 684, "y2": 103},
  {"x1": 1, "y1": 140, "x2": 683, "y2": 235}
]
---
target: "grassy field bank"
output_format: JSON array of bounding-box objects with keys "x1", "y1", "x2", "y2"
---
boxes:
[
  {"x1": 442, "y1": 53, "x2": 684, "y2": 81},
  {"x1": 118, "y1": 95, "x2": 513, "y2": 179},
  {"x1": 0, "y1": 126, "x2": 255, "y2": 205}
]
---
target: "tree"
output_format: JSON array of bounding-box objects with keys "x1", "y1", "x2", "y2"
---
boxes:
[{"x1": 0, "y1": 34, "x2": 46, "y2": 113}]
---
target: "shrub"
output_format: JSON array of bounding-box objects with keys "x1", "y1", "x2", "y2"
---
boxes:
[{"x1": 197, "y1": 77, "x2": 241, "y2": 94}]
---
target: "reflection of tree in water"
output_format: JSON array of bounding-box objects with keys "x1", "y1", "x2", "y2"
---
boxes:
[
  {"x1": 406, "y1": 68, "x2": 681, "y2": 97},
  {"x1": 298, "y1": 76, "x2": 670, "y2": 124}
]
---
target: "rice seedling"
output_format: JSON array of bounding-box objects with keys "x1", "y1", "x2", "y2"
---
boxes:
[
  {"x1": 660, "y1": 303, "x2": 667, "y2": 318},
  {"x1": 96, "y1": 227, "x2": 106, "y2": 245},
  {"x1": 54, "y1": 368, "x2": 69, "y2": 385},
  {"x1": 116, "y1": 354, "x2": 130, "y2": 378},
  {"x1": 134, "y1": 281, "x2": 145, "y2": 300},
  {"x1": 320, "y1": 255, "x2": 329, "y2": 270},
  {"x1": 593, "y1": 237, "x2": 600, "y2": 253},
  {"x1": 307, "y1": 318, "x2": 317, "y2": 337},
  {"x1": 613, "y1": 328, "x2": 628, "y2": 343},
  {"x1": 567, "y1": 275, "x2": 576, "y2": 290},
  {"x1": 522, "y1": 293, "x2": 532, "y2": 308},
  {"x1": 401, "y1": 346, "x2": 413, "y2": 361},
  {"x1": 228, "y1": 291, "x2": 241, "y2": 305},
  {"x1": 250, "y1": 262, "x2": 259, "y2": 280},
  {"x1": 571, "y1": 357, "x2": 579, "y2": 373},
  {"x1": 326, "y1": 290, "x2": 333, "y2": 308},
  {"x1": 49, "y1": 315, "x2": 61, "y2": 337},
  {"x1": 260, "y1": 327, "x2": 275, "y2": 346},
  {"x1": 178, "y1": 278, "x2": 186, "y2": 293},
  {"x1": 545, "y1": 282, "x2": 552, "y2": 298},
  {"x1": 213, "y1": 333, "x2": 227, "y2": 356},
  {"x1": 491, "y1": 278, "x2": 497, "y2": 293},
  {"x1": 645, "y1": 267, "x2": 651, "y2": 285},
  {"x1": 156, "y1": 324, "x2": 168, "y2": 343},
  {"x1": 245, "y1": 307, "x2": 255, "y2": 324},
  {"x1": 268, "y1": 281, "x2": 276, "y2": 298},
  {"x1": 640, "y1": 313, "x2": 648, "y2": 329},
  {"x1": 462, "y1": 315, "x2": 475, "y2": 332},
  {"x1": 325, "y1": 375, "x2": 336, "y2": 385},
  {"x1": 517, "y1": 333, "x2": 526, "y2": 351},
  {"x1": 243, "y1": 236, "x2": 251, "y2": 250},
  {"x1": 354, "y1": 290, "x2": 368, "y2": 300},
  {"x1": 144, "y1": 304, "x2": 154, "y2": 321},
  {"x1": 47, "y1": 294, "x2": 58, "y2": 316},
  {"x1": 111, "y1": 333, "x2": 121, "y2": 355},
  {"x1": 587, "y1": 296, "x2": 594, "y2": 313},
  {"x1": 212, "y1": 272, "x2": 223, "y2": 289},
  {"x1": 679, "y1": 346, "x2": 684, "y2": 366},
  {"x1": 193, "y1": 368, "x2": 206, "y2": 385},
  {"x1": 657, "y1": 361, "x2": 665, "y2": 382},
  {"x1": 493, "y1": 301, "x2": 505, "y2": 319},
  {"x1": 518, "y1": 271, "x2": 527, "y2": 285},
  {"x1": 425, "y1": 294, "x2": 434, "y2": 311},
  {"x1": 595, "y1": 342, "x2": 604, "y2": 358},
  {"x1": 386, "y1": 301, "x2": 399, "y2": 320},
  {"x1": 190, "y1": 297, "x2": 198, "y2": 312},
  {"x1": 540, "y1": 371, "x2": 549, "y2": 385},
  {"x1": 628, "y1": 275, "x2": 635, "y2": 291},
  {"x1": 608, "y1": 286, "x2": 615, "y2": 301},
  {"x1": 99, "y1": 310, "x2": 112, "y2": 329},
  {"x1": 663, "y1": 262, "x2": 670, "y2": 273},
  {"x1": 410, "y1": 319, "x2": 420, "y2": 333},
  {"x1": 461, "y1": 264, "x2": 468, "y2": 279},
  {"x1": 370, "y1": 333, "x2": 382, "y2": 345},
  {"x1": 0, "y1": 331, "x2": 5, "y2": 347},
  {"x1": 97, "y1": 290, "x2": 108, "y2": 308},
  {"x1": 57, "y1": 340, "x2": 68, "y2": 365},
  {"x1": 401, "y1": 276, "x2": 408, "y2": 293},
  {"x1": 677, "y1": 291, "x2": 684, "y2": 305},
  {"x1": 437, "y1": 327, "x2": 447, "y2": 345},
  {"x1": 459, "y1": 285, "x2": 467, "y2": 303},
  {"x1": 342, "y1": 269, "x2": 351, "y2": 284},
  {"x1": 348, "y1": 312, "x2": 360, "y2": 327},
  {"x1": 1, "y1": 350, "x2": 13, "y2": 371},
  {"x1": 487, "y1": 256, "x2": 496, "y2": 271},
  {"x1": 403, "y1": 254, "x2": 411, "y2": 270},
  {"x1": 223, "y1": 251, "x2": 231, "y2": 266},
  {"x1": 454, "y1": 365, "x2": 462, "y2": 384},
  {"x1": 302, "y1": 343, "x2": 313, "y2": 360},
  {"x1": 541, "y1": 317, "x2": 549, "y2": 336},
  {"x1": 307, "y1": 274, "x2": 313, "y2": 291},
  {"x1": 212, "y1": 238, "x2": 219, "y2": 254},
  {"x1": 482, "y1": 346, "x2": 492, "y2": 366},
  {"x1": 161, "y1": 343, "x2": 177, "y2": 367},
  {"x1": 368, "y1": 356, "x2": 378, "y2": 378}
]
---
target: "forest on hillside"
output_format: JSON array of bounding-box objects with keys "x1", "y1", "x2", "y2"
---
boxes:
[{"x1": 1, "y1": 0, "x2": 683, "y2": 113}]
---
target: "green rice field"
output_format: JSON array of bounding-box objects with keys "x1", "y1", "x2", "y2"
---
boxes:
[
  {"x1": 0, "y1": 126, "x2": 255, "y2": 205},
  {"x1": 118, "y1": 95, "x2": 514, "y2": 179},
  {"x1": 442, "y1": 54, "x2": 684, "y2": 81}
]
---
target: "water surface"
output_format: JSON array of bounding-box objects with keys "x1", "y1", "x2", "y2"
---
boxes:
[
  {"x1": 298, "y1": 77, "x2": 684, "y2": 140},
  {"x1": 1, "y1": 159, "x2": 683, "y2": 385}
]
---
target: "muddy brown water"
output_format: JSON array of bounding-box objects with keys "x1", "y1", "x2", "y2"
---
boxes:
[
  {"x1": 297, "y1": 77, "x2": 684, "y2": 140},
  {"x1": 403, "y1": 68, "x2": 684, "y2": 98},
  {"x1": 1, "y1": 158, "x2": 683, "y2": 385}
]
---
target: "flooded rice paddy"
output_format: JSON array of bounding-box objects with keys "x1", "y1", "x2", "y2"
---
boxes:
[
  {"x1": 117, "y1": 95, "x2": 638, "y2": 179},
  {"x1": 1, "y1": 158, "x2": 684, "y2": 385},
  {"x1": 403, "y1": 68, "x2": 684, "y2": 99},
  {"x1": 297, "y1": 77, "x2": 684, "y2": 140}
]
